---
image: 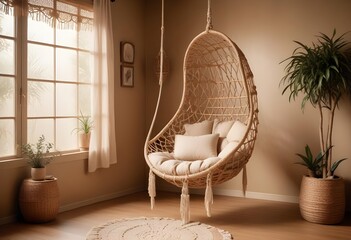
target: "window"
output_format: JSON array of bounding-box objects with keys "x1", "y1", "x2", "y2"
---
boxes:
[{"x1": 0, "y1": 0, "x2": 93, "y2": 159}]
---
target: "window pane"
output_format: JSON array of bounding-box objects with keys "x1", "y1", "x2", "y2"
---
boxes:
[
  {"x1": 0, "y1": 11, "x2": 15, "y2": 37},
  {"x1": 79, "y1": 52, "x2": 92, "y2": 83},
  {"x1": 28, "y1": 17, "x2": 54, "y2": 44},
  {"x1": 56, "y1": 0, "x2": 78, "y2": 49},
  {"x1": 28, "y1": 81, "x2": 54, "y2": 117},
  {"x1": 0, "y1": 76, "x2": 15, "y2": 117},
  {"x1": 56, "y1": 26, "x2": 78, "y2": 48},
  {"x1": 0, "y1": 38, "x2": 14, "y2": 75},
  {"x1": 28, "y1": 119, "x2": 54, "y2": 145},
  {"x1": 56, "y1": 118, "x2": 77, "y2": 150},
  {"x1": 79, "y1": 28, "x2": 93, "y2": 50},
  {"x1": 79, "y1": 84, "x2": 91, "y2": 116},
  {"x1": 28, "y1": 43, "x2": 54, "y2": 80},
  {"x1": 56, "y1": 48, "x2": 77, "y2": 82},
  {"x1": 0, "y1": 119, "x2": 15, "y2": 157},
  {"x1": 56, "y1": 83, "x2": 77, "y2": 116}
]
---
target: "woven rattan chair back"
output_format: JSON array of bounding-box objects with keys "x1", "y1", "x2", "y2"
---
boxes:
[{"x1": 145, "y1": 30, "x2": 258, "y2": 188}]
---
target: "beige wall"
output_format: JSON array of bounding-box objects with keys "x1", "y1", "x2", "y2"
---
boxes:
[
  {"x1": 2, "y1": 0, "x2": 351, "y2": 224},
  {"x1": 145, "y1": 0, "x2": 351, "y2": 207},
  {"x1": 0, "y1": 0, "x2": 147, "y2": 223}
]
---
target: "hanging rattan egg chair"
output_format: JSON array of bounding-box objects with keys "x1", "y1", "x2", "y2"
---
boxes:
[{"x1": 144, "y1": 0, "x2": 258, "y2": 224}]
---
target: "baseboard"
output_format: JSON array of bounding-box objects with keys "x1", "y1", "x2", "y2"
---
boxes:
[
  {"x1": 157, "y1": 185, "x2": 299, "y2": 204},
  {"x1": 0, "y1": 186, "x2": 146, "y2": 226},
  {"x1": 59, "y1": 185, "x2": 146, "y2": 213},
  {"x1": 211, "y1": 189, "x2": 299, "y2": 203}
]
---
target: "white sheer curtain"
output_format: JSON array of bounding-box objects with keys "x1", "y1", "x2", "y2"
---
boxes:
[{"x1": 88, "y1": 0, "x2": 117, "y2": 172}]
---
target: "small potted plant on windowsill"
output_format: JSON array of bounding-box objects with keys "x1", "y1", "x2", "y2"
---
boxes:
[
  {"x1": 280, "y1": 29, "x2": 351, "y2": 224},
  {"x1": 20, "y1": 135, "x2": 57, "y2": 181},
  {"x1": 73, "y1": 112, "x2": 93, "y2": 151}
]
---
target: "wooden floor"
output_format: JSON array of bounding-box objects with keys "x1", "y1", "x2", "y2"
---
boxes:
[{"x1": 0, "y1": 191, "x2": 350, "y2": 240}]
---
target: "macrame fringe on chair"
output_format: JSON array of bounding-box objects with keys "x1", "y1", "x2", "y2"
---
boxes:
[
  {"x1": 180, "y1": 180, "x2": 190, "y2": 225},
  {"x1": 205, "y1": 173, "x2": 213, "y2": 217},
  {"x1": 144, "y1": 0, "x2": 258, "y2": 224},
  {"x1": 148, "y1": 170, "x2": 156, "y2": 209}
]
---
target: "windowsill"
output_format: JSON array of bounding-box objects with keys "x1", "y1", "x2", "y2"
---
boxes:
[{"x1": 0, "y1": 151, "x2": 89, "y2": 169}]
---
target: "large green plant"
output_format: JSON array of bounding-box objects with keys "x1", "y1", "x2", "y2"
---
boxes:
[{"x1": 280, "y1": 30, "x2": 351, "y2": 178}]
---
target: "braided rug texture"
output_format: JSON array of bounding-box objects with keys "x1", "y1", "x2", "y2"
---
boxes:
[{"x1": 86, "y1": 217, "x2": 233, "y2": 240}]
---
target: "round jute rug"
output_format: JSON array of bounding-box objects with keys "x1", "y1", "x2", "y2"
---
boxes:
[{"x1": 86, "y1": 217, "x2": 233, "y2": 240}]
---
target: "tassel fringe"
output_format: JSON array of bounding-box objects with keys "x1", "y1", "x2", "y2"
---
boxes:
[
  {"x1": 242, "y1": 166, "x2": 247, "y2": 197},
  {"x1": 180, "y1": 180, "x2": 190, "y2": 224},
  {"x1": 205, "y1": 173, "x2": 213, "y2": 217},
  {"x1": 0, "y1": 1, "x2": 14, "y2": 15},
  {"x1": 148, "y1": 170, "x2": 156, "y2": 209}
]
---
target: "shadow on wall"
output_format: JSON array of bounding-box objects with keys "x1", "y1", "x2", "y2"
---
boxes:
[
  {"x1": 335, "y1": 97, "x2": 351, "y2": 212},
  {"x1": 250, "y1": 102, "x2": 321, "y2": 194}
]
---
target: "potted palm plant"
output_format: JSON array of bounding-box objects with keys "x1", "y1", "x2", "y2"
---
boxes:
[
  {"x1": 280, "y1": 30, "x2": 351, "y2": 224},
  {"x1": 20, "y1": 135, "x2": 56, "y2": 181},
  {"x1": 73, "y1": 112, "x2": 93, "y2": 150}
]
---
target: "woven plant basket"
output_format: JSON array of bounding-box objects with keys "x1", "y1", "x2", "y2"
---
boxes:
[
  {"x1": 19, "y1": 178, "x2": 60, "y2": 223},
  {"x1": 299, "y1": 175, "x2": 345, "y2": 224}
]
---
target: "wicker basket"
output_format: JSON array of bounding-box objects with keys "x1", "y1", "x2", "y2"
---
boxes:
[
  {"x1": 299, "y1": 175, "x2": 345, "y2": 224},
  {"x1": 19, "y1": 178, "x2": 60, "y2": 223}
]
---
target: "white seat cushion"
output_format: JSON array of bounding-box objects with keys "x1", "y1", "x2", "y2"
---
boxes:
[
  {"x1": 148, "y1": 143, "x2": 243, "y2": 176},
  {"x1": 147, "y1": 120, "x2": 247, "y2": 176},
  {"x1": 148, "y1": 152, "x2": 221, "y2": 175}
]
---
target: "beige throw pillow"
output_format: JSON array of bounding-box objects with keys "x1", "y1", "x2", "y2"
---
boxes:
[
  {"x1": 226, "y1": 120, "x2": 247, "y2": 142},
  {"x1": 218, "y1": 141, "x2": 239, "y2": 158},
  {"x1": 184, "y1": 120, "x2": 214, "y2": 136},
  {"x1": 174, "y1": 134, "x2": 219, "y2": 161},
  {"x1": 212, "y1": 119, "x2": 234, "y2": 137},
  {"x1": 212, "y1": 119, "x2": 235, "y2": 152}
]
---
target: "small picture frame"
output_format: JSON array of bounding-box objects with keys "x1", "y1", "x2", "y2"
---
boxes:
[
  {"x1": 120, "y1": 42, "x2": 135, "y2": 64},
  {"x1": 120, "y1": 65, "x2": 134, "y2": 87}
]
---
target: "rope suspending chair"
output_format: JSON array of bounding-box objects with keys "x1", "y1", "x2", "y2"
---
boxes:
[{"x1": 144, "y1": 0, "x2": 258, "y2": 224}]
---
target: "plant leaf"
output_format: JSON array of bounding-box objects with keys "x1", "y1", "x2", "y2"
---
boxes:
[{"x1": 330, "y1": 158, "x2": 347, "y2": 175}]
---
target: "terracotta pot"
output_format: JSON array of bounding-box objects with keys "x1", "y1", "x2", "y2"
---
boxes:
[
  {"x1": 31, "y1": 167, "x2": 46, "y2": 181},
  {"x1": 299, "y1": 175, "x2": 345, "y2": 224},
  {"x1": 79, "y1": 132, "x2": 91, "y2": 151}
]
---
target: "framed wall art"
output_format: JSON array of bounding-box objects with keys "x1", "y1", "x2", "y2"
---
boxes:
[
  {"x1": 120, "y1": 65, "x2": 134, "y2": 87},
  {"x1": 120, "y1": 42, "x2": 135, "y2": 64}
]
